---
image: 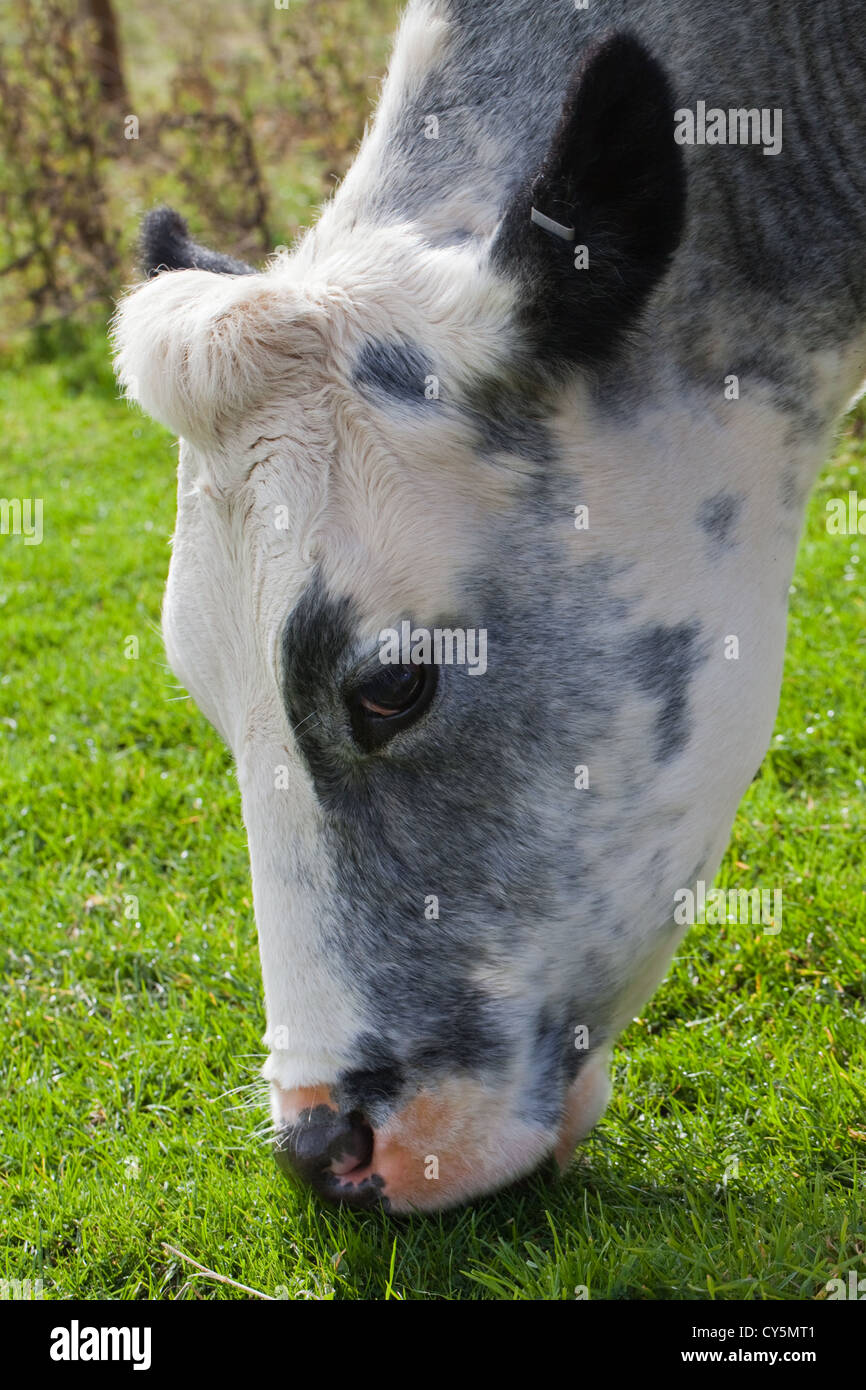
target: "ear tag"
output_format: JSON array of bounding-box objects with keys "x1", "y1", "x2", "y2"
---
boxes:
[{"x1": 530, "y1": 206, "x2": 576, "y2": 242}]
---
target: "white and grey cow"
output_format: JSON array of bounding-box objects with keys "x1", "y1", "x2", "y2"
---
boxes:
[{"x1": 112, "y1": 0, "x2": 866, "y2": 1211}]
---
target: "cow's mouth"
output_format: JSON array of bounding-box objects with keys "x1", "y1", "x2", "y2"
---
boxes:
[{"x1": 269, "y1": 1054, "x2": 615, "y2": 1212}]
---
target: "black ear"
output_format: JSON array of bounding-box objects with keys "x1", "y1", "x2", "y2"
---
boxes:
[
  {"x1": 139, "y1": 206, "x2": 256, "y2": 278},
  {"x1": 490, "y1": 32, "x2": 685, "y2": 373}
]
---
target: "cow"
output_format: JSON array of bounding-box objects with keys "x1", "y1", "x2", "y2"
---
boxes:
[{"x1": 112, "y1": 0, "x2": 866, "y2": 1211}]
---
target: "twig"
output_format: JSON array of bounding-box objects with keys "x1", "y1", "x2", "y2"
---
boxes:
[{"x1": 161, "y1": 1243, "x2": 276, "y2": 1300}]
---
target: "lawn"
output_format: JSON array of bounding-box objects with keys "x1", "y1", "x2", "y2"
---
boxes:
[{"x1": 0, "y1": 346, "x2": 864, "y2": 1301}]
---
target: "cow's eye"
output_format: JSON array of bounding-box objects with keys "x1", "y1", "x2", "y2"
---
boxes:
[
  {"x1": 347, "y1": 663, "x2": 437, "y2": 749},
  {"x1": 357, "y1": 664, "x2": 426, "y2": 715}
]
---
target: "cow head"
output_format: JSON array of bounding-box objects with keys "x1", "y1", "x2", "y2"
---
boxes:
[{"x1": 112, "y1": 36, "x2": 784, "y2": 1211}]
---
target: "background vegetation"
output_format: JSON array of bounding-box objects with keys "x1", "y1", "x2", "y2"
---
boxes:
[{"x1": 0, "y1": 0, "x2": 401, "y2": 350}]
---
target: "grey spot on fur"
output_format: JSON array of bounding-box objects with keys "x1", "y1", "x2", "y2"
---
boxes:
[
  {"x1": 627, "y1": 621, "x2": 706, "y2": 762},
  {"x1": 468, "y1": 402, "x2": 554, "y2": 464},
  {"x1": 518, "y1": 1006, "x2": 584, "y2": 1129},
  {"x1": 778, "y1": 466, "x2": 810, "y2": 511},
  {"x1": 697, "y1": 491, "x2": 743, "y2": 550},
  {"x1": 353, "y1": 337, "x2": 436, "y2": 405},
  {"x1": 779, "y1": 469, "x2": 798, "y2": 508}
]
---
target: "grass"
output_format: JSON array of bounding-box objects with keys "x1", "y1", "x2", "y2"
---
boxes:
[{"x1": 0, "y1": 347, "x2": 864, "y2": 1301}]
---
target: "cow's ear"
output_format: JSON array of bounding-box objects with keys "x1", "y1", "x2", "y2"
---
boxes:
[
  {"x1": 489, "y1": 32, "x2": 685, "y2": 373},
  {"x1": 140, "y1": 206, "x2": 256, "y2": 277},
  {"x1": 111, "y1": 267, "x2": 325, "y2": 449}
]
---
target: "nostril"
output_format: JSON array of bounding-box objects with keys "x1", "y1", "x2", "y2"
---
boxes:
[
  {"x1": 326, "y1": 1111, "x2": 373, "y2": 1176},
  {"x1": 275, "y1": 1105, "x2": 373, "y2": 1188},
  {"x1": 330, "y1": 1148, "x2": 366, "y2": 1178}
]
